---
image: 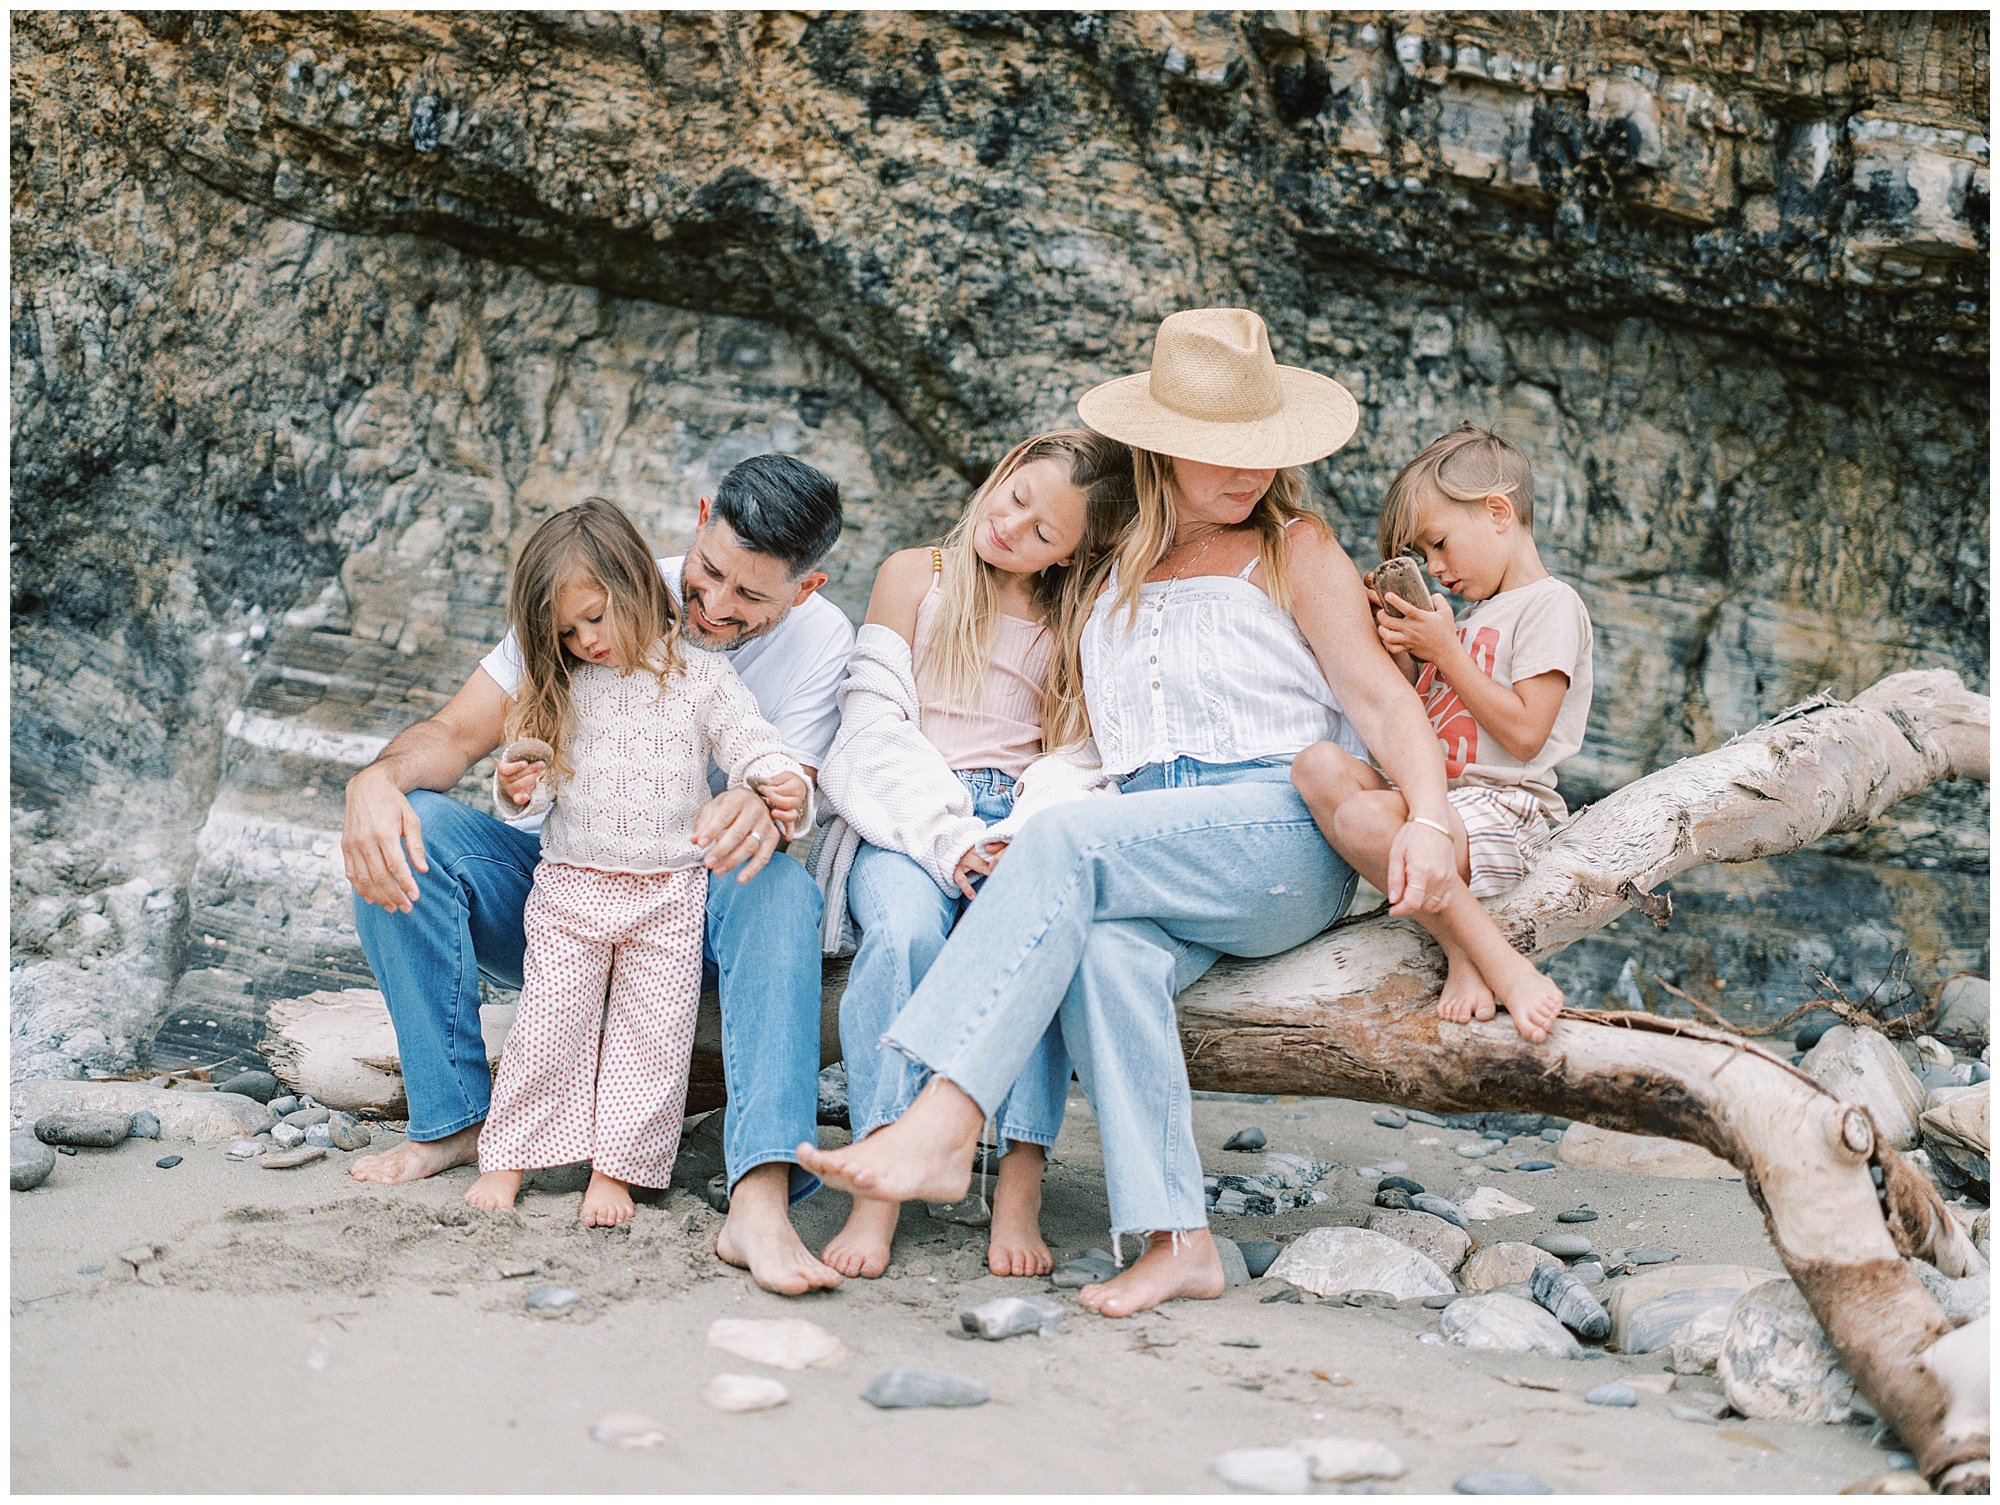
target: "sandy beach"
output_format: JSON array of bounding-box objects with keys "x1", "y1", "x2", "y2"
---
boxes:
[{"x1": 10, "y1": 1087, "x2": 1919, "y2": 1494}]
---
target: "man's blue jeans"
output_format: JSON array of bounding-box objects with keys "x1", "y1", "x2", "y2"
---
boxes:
[
  {"x1": 880, "y1": 757, "x2": 1358, "y2": 1238},
  {"x1": 840, "y1": 767, "x2": 1069, "y2": 1149},
  {"x1": 351, "y1": 791, "x2": 825, "y2": 1200}
]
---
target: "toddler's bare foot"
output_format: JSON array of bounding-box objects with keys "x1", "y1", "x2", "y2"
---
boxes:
[
  {"x1": 823, "y1": 1195, "x2": 900, "y2": 1278},
  {"x1": 795, "y1": 1078, "x2": 982, "y2": 1205},
  {"x1": 1079, "y1": 1229, "x2": 1226, "y2": 1318},
  {"x1": 1488, "y1": 953, "x2": 1564, "y2": 1043},
  {"x1": 464, "y1": 1168, "x2": 522, "y2": 1211},
  {"x1": 987, "y1": 1144, "x2": 1052, "y2": 1277},
  {"x1": 715, "y1": 1163, "x2": 843, "y2": 1295},
  {"x1": 580, "y1": 1169, "x2": 636, "y2": 1227},
  {"x1": 1436, "y1": 953, "x2": 1495, "y2": 1025},
  {"x1": 353, "y1": 1124, "x2": 480, "y2": 1184}
]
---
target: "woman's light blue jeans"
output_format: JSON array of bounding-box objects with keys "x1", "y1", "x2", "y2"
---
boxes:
[
  {"x1": 841, "y1": 767, "x2": 1070, "y2": 1149},
  {"x1": 880, "y1": 756, "x2": 1358, "y2": 1239}
]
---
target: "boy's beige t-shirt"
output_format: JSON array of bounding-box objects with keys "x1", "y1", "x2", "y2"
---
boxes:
[{"x1": 1414, "y1": 575, "x2": 1594, "y2": 820}]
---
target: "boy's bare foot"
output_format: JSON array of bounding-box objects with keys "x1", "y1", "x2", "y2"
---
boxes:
[
  {"x1": 823, "y1": 1195, "x2": 900, "y2": 1278},
  {"x1": 715, "y1": 1162, "x2": 843, "y2": 1295},
  {"x1": 1495, "y1": 969, "x2": 1564, "y2": 1043},
  {"x1": 1079, "y1": 1229, "x2": 1226, "y2": 1318},
  {"x1": 795, "y1": 1078, "x2": 983, "y2": 1205},
  {"x1": 1436, "y1": 951, "x2": 1496, "y2": 1025},
  {"x1": 987, "y1": 1143, "x2": 1053, "y2": 1277},
  {"x1": 580, "y1": 1169, "x2": 636, "y2": 1227},
  {"x1": 352, "y1": 1124, "x2": 480, "y2": 1184},
  {"x1": 464, "y1": 1167, "x2": 522, "y2": 1211}
]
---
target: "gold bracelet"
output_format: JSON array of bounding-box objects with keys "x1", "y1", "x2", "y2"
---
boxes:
[{"x1": 1406, "y1": 816, "x2": 1454, "y2": 839}]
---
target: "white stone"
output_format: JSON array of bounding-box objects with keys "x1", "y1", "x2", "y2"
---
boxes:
[
  {"x1": 1290, "y1": 1437, "x2": 1406, "y2": 1483},
  {"x1": 1934, "y1": 975, "x2": 1989, "y2": 1047},
  {"x1": 1460, "y1": 1242, "x2": 1559, "y2": 1293},
  {"x1": 1459, "y1": 1186, "x2": 1535, "y2": 1220},
  {"x1": 1211, "y1": 1447, "x2": 1310, "y2": 1494},
  {"x1": 1556, "y1": 1123, "x2": 1738, "y2": 1179},
  {"x1": 1799, "y1": 1026, "x2": 1927, "y2": 1150},
  {"x1": 1717, "y1": 1279, "x2": 1856, "y2": 1423},
  {"x1": 701, "y1": 1373, "x2": 789, "y2": 1413},
  {"x1": 589, "y1": 1412, "x2": 667, "y2": 1448},
  {"x1": 1264, "y1": 1227, "x2": 1454, "y2": 1301},
  {"x1": 1666, "y1": 1304, "x2": 1729, "y2": 1375},
  {"x1": 1438, "y1": 1294, "x2": 1582, "y2": 1359},
  {"x1": 705, "y1": 1317, "x2": 847, "y2": 1371},
  {"x1": 1363, "y1": 1208, "x2": 1471, "y2": 1273},
  {"x1": 1606, "y1": 1263, "x2": 1785, "y2": 1355}
]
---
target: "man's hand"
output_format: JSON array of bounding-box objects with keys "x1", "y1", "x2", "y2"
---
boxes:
[
  {"x1": 949, "y1": 839, "x2": 1008, "y2": 901},
  {"x1": 1376, "y1": 591, "x2": 1460, "y2": 665},
  {"x1": 1385, "y1": 819, "x2": 1456, "y2": 916},
  {"x1": 496, "y1": 756, "x2": 547, "y2": 811},
  {"x1": 753, "y1": 772, "x2": 810, "y2": 837},
  {"x1": 343, "y1": 766, "x2": 431, "y2": 913},
  {"x1": 694, "y1": 787, "x2": 782, "y2": 884}
]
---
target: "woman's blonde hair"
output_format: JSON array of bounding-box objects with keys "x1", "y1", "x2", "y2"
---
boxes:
[
  {"x1": 1107, "y1": 452, "x2": 1328, "y2": 625},
  {"x1": 504, "y1": 497, "x2": 684, "y2": 780},
  {"x1": 1379, "y1": 423, "x2": 1536, "y2": 560},
  {"x1": 918, "y1": 430, "x2": 1137, "y2": 751}
]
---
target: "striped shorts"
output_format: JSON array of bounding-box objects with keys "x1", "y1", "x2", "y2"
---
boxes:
[{"x1": 1450, "y1": 784, "x2": 1552, "y2": 899}]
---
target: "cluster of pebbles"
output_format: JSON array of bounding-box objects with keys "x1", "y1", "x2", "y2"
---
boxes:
[{"x1": 224, "y1": 1084, "x2": 373, "y2": 1168}]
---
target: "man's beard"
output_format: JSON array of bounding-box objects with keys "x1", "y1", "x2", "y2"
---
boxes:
[{"x1": 680, "y1": 580, "x2": 783, "y2": 652}]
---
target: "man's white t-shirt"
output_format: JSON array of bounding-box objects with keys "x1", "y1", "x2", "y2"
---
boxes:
[{"x1": 480, "y1": 554, "x2": 854, "y2": 824}]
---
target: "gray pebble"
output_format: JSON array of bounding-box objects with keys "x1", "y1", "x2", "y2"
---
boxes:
[
  {"x1": 861, "y1": 1366, "x2": 988, "y2": 1409},
  {"x1": 329, "y1": 1114, "x2": 372, "y2": 1152},
  {"x1": 1668, "y1": 1403, "x2": 1721, "y2": 1426},
  {"x1": 1972, "y1": 1061, "x2": 1990, "y2": 1084},
  {"x1": 1887, "y1": 1452, "x2": 1918, "y2": 1472},
  {"x1": 1220, "y1": 1336, "x2": 1261, "y2": 1349},
  {"x1": 268, "y1": 1096, "x2": 300, "y2": 1117},
  {"x1": 1375, "y1": 1188, "x2": 1414, "y2": 1211},
  {"x1": 226, "y1": 1139, "x2": 263, "y2": 1160},
  {"x1": 34, "y1": 1110, "x2": 133, "y2": 1148},
  {"x1": 1540, "y1": 1128, "x2": 1563, "y2": 1143},
  {"x1": 1456, "y1": 1470, "x2": 1552, "y2": 1494},
  {"x1": 1372, "y1": 1110, "x2": 1408, "y2": 1129},
  {"x1": 304, "y1": 1123, "x2": 334, "y2": 1148},
  {"x1": 1378, "y1": 1175, "x2": 1425, "y2": 1195},
  {"x1": 271, "y1": 1123, "x2": 306, "y2": 1149},
  {"x1": 1422, "y1": 1293, "x2": 1456, "y2": 1309},
  {"x1": 1343, "y1": 1289, "x2": 1396, "y2": 1308},
  {"x1": 129, "y1": 1112, "x2": 162, "y2": 1141},
  {"x1": 1238, "y1": 1240, "x2": 1280, "y2": 1279},
  {"x1": 960, "y1": 1294, "x2": 1066, "y2": 1340},
  {"x1": 56, "y1": 1144, "x2": 79, "y2": 1156},
  {"x1": 1586, "y1": 1382, "x2": 1638, "y2": 1407},
  {"x1": 1516, "y1": 1159, "x2": 1556, "y2": 1172},
  {"x1": 260, "y1": 1146, "x2": 327, "y2": 1169},
  {"x1": 1404, "y1": 1110, "x2": 1449, "y2": 1127},
  {"x1": 1481, "y1": 1129, "x2": 1511, "y2": 1141},
  {"x1": 1557, "y1": 1208, "x2": 1598, "y2": 1224},
  {"x1": 219, "y1": 1070, "x2": 281, "y2": 1103},
  {"x1": 1627, "y1": 1248, "x2": 1679, "y2": 1266},
  {"x1": 525, "y1": 1286, "x2": 582, "y2": 1315},
  {"x1": 1411, "y1": 1193, "x2": 1468, "y2": 1230},
  {"x1": 282, "y1": 1107, "x2": 332, "y2": 1128},
  {"x1": 1533, "y1": 1233, "x2": 1592, "y2": 1259},
  {"x1": 154, "y1": 1154, "x2": 183, "y2": 1169},
  {"x1": 1222, "y1": 1127, "x2": 1267, "y2": 1152},
  {"x1": 77, "y1": 1264, "x2": 103, "y2": 1275},
  {"x1": 11, "y1": 1134, "x2": 57, "y2": 1191},
  {"x1": 1455, "y1": 1140, "x2": 1500, "y2": 1159},
  {"x1": 1050, "y1": 1255, "x2": 1117, "y2": 1289},
  {"x1": 1570, "y1": 1261, "x2": 1606, "y2": 1287},
  {"x1": 1261, "y1": 1286, "x2": 1303, "y2": 1304}
]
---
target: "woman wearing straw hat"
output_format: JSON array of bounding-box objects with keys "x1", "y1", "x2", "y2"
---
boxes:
[{"x1": 800, "y1": 309, "x2": 1459, "y2": 1316}]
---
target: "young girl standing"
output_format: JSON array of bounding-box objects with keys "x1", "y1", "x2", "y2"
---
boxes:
[
  {"x1": 811, "y1": 431, "x2": 1136, "y2": 1277},
  {"x1": 466, "y1": 498, "x2": 808, "y2": 1227}
]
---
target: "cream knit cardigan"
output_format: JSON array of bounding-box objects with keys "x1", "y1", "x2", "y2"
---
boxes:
[{"x1": 809, "y1": 623, "x2": 1117, "y2": 956}]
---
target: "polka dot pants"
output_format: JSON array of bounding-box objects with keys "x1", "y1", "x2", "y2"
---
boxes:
[{"x1": 478, "y1": 861, "x2": 707, "y2": 1190}]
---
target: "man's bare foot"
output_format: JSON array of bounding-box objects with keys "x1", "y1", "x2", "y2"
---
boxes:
[
  {"x1": 1079, "y1": 1229, "x2": 1226, "y2": 1318},
  {"x1": 351, "y1": 1124, "x2": 480, "y2": 1184},
  {"x1": 580, "y1": 1169, "x2": 637, "y2": 1227},
  {"x1": 1436, "y1": 951, "x2": 1496, "y2": 1025},
  {"x1": 987, "y1": 1143, "x2": 1052, "y2": 1277},
  {"x1": 465, "y1": 1168, "x2": 522, "y2": 1211},
  {"x1": 822, "y1": 1195, "x2": 900, "y2": 1278},
  {"x1": 1492, "y1": 960, "x2": 1564, "y2": 1044},
  {"x1": 715, "y1": 1162, "x2": 843, "y2": 1295},
  {"x1": 794, "y1": 1078, "x2": 982, "y2": 1205}
]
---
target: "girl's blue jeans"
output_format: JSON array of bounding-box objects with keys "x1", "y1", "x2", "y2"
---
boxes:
[
  {"x1": 841, "y1": 767, "x2": 1070, "y2": 1150},
  {"x1": 880, "y1": 756, "x2": 1359, "y2": 1238}
]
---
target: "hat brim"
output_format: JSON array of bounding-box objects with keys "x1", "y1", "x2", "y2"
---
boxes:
[{"x1": 1076, "y1": 366, "x2": 1359, "y2": 470}]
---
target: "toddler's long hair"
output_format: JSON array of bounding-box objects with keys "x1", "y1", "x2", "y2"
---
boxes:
[
  {"x1": 920, "y1": 431, "x2": 1137, "y2": 752},
  {"x1": 505, "y1": 498, "x2": 683, "y2": 781}
]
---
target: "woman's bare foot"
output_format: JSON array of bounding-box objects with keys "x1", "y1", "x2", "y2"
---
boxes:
[
  {"x1": 464, "y1": 1168, "x2": 522, "y2": 1211},
  {"x1": 714, "y1": 1162, "x2": 843, "y2": 1295},
  {"x1": 795, "y1": 1078, "x2": 983, "y2": 1205},
  {"x1": 351, "y1": 1124, "x2": 480, "y2": 1184},
  {"x1": 823, "y1": 1195, "x2": 900, "y2": 1278},
  {"x1": 987, "y1": 1143, "x2": 1052, "y2": 1277},
  {"x1": 580, "y1": 1169, "x2": 636, "y2": 1227},
  {"x1": 1490, "y1": 957, "x2": 1564, "y2": 1043},
  {"x1": 1079, "y1": 1229, "x2": 1226, "y2": 1318},
  {"x1": 1436, "y1": 949, "x2": 1496, "y2": 1025}
]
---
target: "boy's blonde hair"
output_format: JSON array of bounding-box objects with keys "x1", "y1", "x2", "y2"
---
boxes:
[
  {"x1": 1379, "y1": 424, "x2": 1536, "y2": 560},
  {"x1": 920, "y1": 430, "x2": 1137, "y2": 752},
  {"x1": 505, "y1": 497, "x2": 683, "y2": 782}
]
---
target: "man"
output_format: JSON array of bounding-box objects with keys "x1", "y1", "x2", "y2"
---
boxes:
[{"x1": 342, "y1": 454, "x2": 854, "y2": 1296}]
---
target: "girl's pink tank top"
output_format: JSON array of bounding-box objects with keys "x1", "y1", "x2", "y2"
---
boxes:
[{"x1": 911, "y1": 565, "x2": 1052, "y2": 779}]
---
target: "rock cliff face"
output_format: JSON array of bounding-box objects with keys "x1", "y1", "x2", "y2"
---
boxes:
[{"x1": 11, "y1": 11, "x2": 1988, "y2": 1076}]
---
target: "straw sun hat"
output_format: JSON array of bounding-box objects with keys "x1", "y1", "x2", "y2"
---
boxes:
[{"x1": 1076, "y1": 307, "x2": 1358, "y2": 470}]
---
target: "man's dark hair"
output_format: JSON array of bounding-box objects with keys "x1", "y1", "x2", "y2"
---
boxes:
[{"x1": 711, "y1": 454, "x2": 843, "y2": 576}]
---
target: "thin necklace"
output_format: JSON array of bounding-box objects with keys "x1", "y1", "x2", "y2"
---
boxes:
[{"x1": 1165, "y1": 523, "x2": 1228, "y2": 583}]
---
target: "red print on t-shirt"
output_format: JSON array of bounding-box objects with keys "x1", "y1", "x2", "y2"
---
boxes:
[{"x1": 1415, "y1": 626, "x2": 1501, "y2": 777}]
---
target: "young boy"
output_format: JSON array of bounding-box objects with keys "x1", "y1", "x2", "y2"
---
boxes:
[{"x1": 1292, "y1": 424, "x2": 1594, "y2": 1042}]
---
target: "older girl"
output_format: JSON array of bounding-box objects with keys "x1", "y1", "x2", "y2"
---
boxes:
[
  {"x1": 800, "y1": 309, "x2": 1461, "y2": 1316},
  {"x1": 812, "y1": 431, "x2": 1136, "y2": 1277}
]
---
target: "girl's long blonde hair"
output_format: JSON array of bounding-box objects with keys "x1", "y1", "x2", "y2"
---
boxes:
[
  {"x1": 505, "y1": 497, "x2": 683, "y2": 781},
  {"x1": 1107, "y1": 451, "x2": 1328, "y2": 625},
  {"x1": 918, "y1": 430, "x2": 1137, "y2": 751}
]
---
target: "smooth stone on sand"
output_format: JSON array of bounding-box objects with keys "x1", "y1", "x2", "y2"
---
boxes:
[
  {"x1": 1606, "y1": 1263, "x2": 1784, "y2": 1356},
  {"x1": 1238, "y1": 1241, "x2": 1280, "y2": 1279},
  {"x1": 129, "y1": 1112, "x2": 161, "y2": 1140},
  {"x1": 33, "y1": 1110, "x2": 133, "y2": 1148},
  {"x1": 707, "y1": 1317, "x2": 848, "y2": 1371},
  {"x1": 226, "y1": 1139, "x2": 263, "y2": 1159},
  {"x1": 1628, "y1": 1248, "x2": 1680, "y2": 1266},
  {"x1": 959, "y1": 1295, "x2": 1066, "y2": 1340},
  {"x1": 1455, "y1": 1469, "x2": 1552, "y2": 1494},
  {"x1": 1290, "y1": 1437, "x2": 1406, "y2": 1484},
  {"x1": 282, "y1": 1107, "x2": 332, "y2": 1128},
  {"x1": 1570, "y1": 1261, "x2": 1607, "y2": 1287},
  {"x1": 1051, "y1": 1255, "x2": 1118, "y2": 1289},
  {"x1": 1410, "y1": 1193, "x2": 1468, "y2": 1230},
  {"x1": 1222, "y1": 1127, "x2": 1268, "y2": 1152},
  {"x1": 1458, "y1": 1186, "x2": 1534, "y2": 1221},
  {"x1": 702, "y1": 1374, "x2": 790, "y2": 1413},
  {"x1": 1455, "y1": 1140, "x2": 1501, "y2": 1159},
  {"x1": 1586, "y1": 1382, "x2": 1639, "y2": 1407},
  {"x1": 11, "y1": 1079, "x2": 269, "y2": 1144},
  {"x1": 218, "y1": 1070, "x2": 281, "y2": 1103},
  {"x1": 1364, "y1": 1209, "x2": 1471, "y2": 1274},
  {"x1": 1210, "y1": 1447, "x2": 1311, "y2": 1494},
  {"x1": 1556, "y1": 1208, "x2": 1598, "y2": 1224},
  {"x1": 1717, "y1": 1278, "x2": 1858, "y2": 1423},
  {"x1": 1374, "y1": 1188, "x2": 1414, "y2": 1212},
  {"x1": 155, "y1": 1154, "x2": 183, "y2": 1169},
  {"x1": 1460, "y1": 1242, "x2": 1559, "y2": 1294},
  {"x1": 328, "y1": 1114, "x2": 372, "y2": 1152},
  {"x1": 1421, "y1": 1293, "x2": 1456, "y2": 1310},
  {"x1": 1533, "y1": 1233, "x2": 1592, "y2": 1260},
  {"x1": 861, "y1": 1367, "x2": 988, "y2": 1410},
  {"x1": 1668, "y1": 1402, "x2": 1723, "y2": 1426},
  {"x1": 526, "y1": 1286, "x2": 583, "y2": 1315},
  {"x1": 12, "y1": 1135, "x2": 58, "y2": 1191},
  {"x1": 1439, "y1": 1294, "x2": 1583, "y2": 1359},
  {"x1": 1530, "y1": 1261, "x2": 1613, "y2": 1341},
  {"x1": 1516, "y1": 1159, "x2": 1556, "y2": 1172},
  {"x1": 1799, "y1": 1026, "x2": 1927, "y2": 1150},
  {"x1": 271, "y1": 1123, "x2": 306, "y2": 1149},
  {"x1": 259, "y1": 1146, "x2": 327, "y2": 1169},
  {"x1": 1372, "y1": 1110, "x2": 1409, "y2": 1129},
  {"x1": 1261, "y1": 1286, "x2": 1303, "y2": 1304},
  {"x1": 1378, "y1": 1175, "x2": 1425, "y2": 1196},
  {"x1": 1265, "y1": 1227, "x2": 1454, "y2": 1301},
  {"x1": 589, "y1": 1412, "x2": 667, "y2": 1448},
  {"x1": 304, "y1": 1123, "x2": 334, "y2": 1148},
  {"x1": 268, "y1": 1095, "x2": 300, "y2": 1117},
  {"x1": 1214, "y1": 1235, "x2": 1253, "y2": 1289}
]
